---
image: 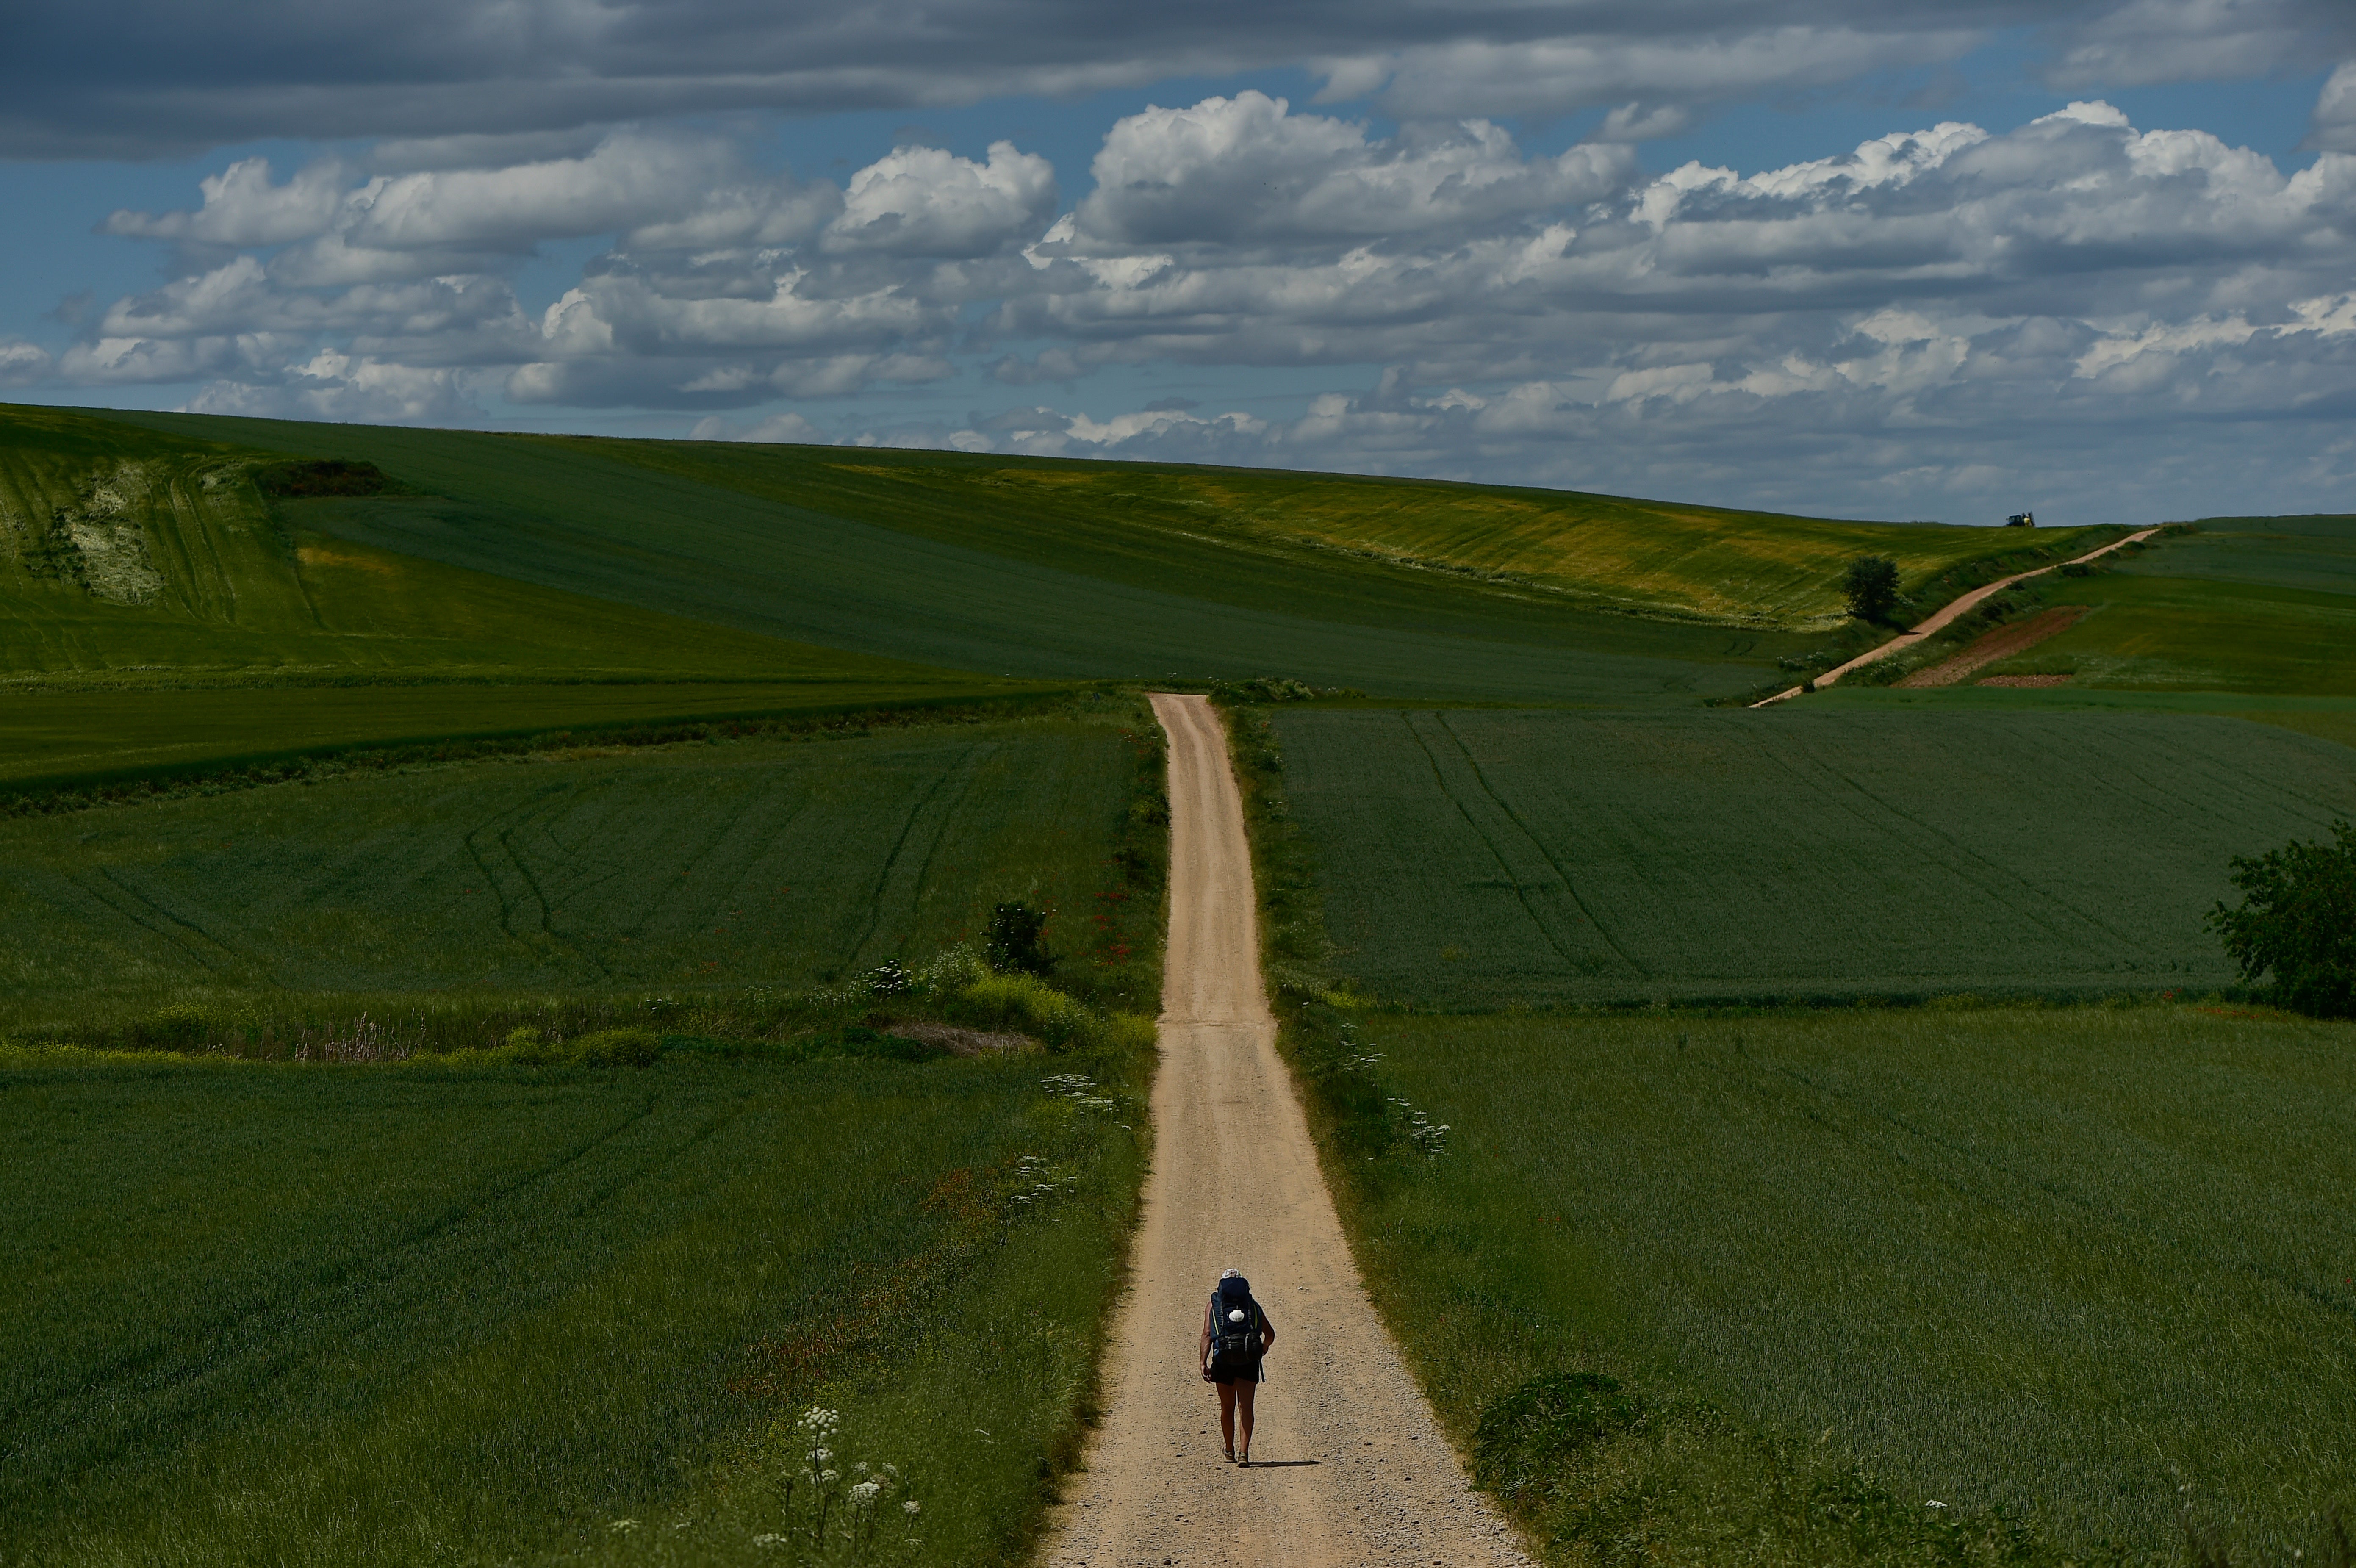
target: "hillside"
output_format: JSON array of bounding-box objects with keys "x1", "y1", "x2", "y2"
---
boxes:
[{"x1": 3, "y1": 400, "x2": 2129, "y2": 787}]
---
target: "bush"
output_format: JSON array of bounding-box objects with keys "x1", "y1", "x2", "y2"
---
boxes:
[
  {"x1": 2208, "y1": 820, "x2": 2356, "y2": 1018},
  {"x1": 984, "y1": 901, "x2": 1054, "y2": 976},
  {"x1": 946, "y1": 972, "x2": 1154, "y2": 1054},
  {"x1": 1843, "y1": 555, "x2": 1902, "y2": 623}
]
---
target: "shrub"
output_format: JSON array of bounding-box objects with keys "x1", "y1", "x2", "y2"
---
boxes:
[
  {"x1": 1843, "y1": 555, "x2": 1902, "y2": 623},
  {"x1": 2208, "y1": 820, "x2": 2356, "y2": 1018},
  {"x1": 952, "y1": 972, "x2": 1095, "y2": 1048},
  {"x1": 984, "y1": 901, "x2": 1054, "y2": 976},
  {"x1": 568, "y1": 1027, "x2": 663, "y2": 1067},
  {"x1": 945, "y1": 972, "x2": 1154, "y2": 1055}
]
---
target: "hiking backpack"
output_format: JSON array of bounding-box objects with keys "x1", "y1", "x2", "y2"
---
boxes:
[{"x1": 1209, "y1": 1277, "x2": 1262, "y2": 1360}]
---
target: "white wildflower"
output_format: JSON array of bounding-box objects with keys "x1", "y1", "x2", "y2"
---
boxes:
[
  {"x1": 609, "y1": 1518, "x2": 640, "y2": 1533},
  {"x1": 849, "y1": 1480, "x2": 884, "y2": 1505},
  {"x1": 903, "y1": 1500, "x2": 922, "y2": 1515}
]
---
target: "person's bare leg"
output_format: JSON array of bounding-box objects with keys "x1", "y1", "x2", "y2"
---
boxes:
[
  {"x1": 1216, "y1": 1381, "x2": 1238, "y2": 1458},
  {"x1": 1235, "y1": 1380, "x2": 1256, "y2": 1462}
]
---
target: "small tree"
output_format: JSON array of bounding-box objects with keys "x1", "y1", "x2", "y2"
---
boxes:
[
  {"x1": 984, "y1": 901, "x2": 1054, "y2": 976},
  {"x1": 1843, "y1": 556, "x2": 1902, "y2": 623},
  {"x1": 2206, "y1": 820, "x2": 2356, "y2": 1017}
]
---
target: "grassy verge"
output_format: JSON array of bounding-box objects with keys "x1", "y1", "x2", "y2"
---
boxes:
[
  {"x1": 0, "y1": 1028, "x2": 1150, "y2": 1568},
  {"x1": 1219, "y1": 695, "x2": 2356, "y2": 1566}
]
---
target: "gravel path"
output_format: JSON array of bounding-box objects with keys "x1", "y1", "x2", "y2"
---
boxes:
[
  {"x1": 1039, "y1": 693, "x2": 1532, "y2": 1568},
  {"x1": 1753, "y1": 526, "x2": 2159, "y2": 706}
]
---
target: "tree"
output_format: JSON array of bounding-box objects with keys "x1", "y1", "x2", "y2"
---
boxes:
[
  {"x1": 2206, "y1": 820, "x2": 2356, "y2": 1018},
  {"x1": 984, "y1": 900, "x2": 1055, "y2": 976},
  {"x1": 1843, "y1": 556, "x2": 1902, "y2": 623}
]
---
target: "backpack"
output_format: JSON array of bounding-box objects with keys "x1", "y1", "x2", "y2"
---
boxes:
[{"x1": 1209, "y1": 1277, "x2": 1262, "y2": 1361}]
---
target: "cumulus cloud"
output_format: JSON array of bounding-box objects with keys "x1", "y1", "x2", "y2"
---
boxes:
[
  {"x1": 40, "y1": 86, "x2": 2356, "y2": 516},
  {"x1": 825, "y1": 142, "x2": 1056, "y2": 256},
  {"x1": 2312, "y1": 61, "x2": 2356, "y2": 152},
  {"x1": 1064, "y1": 92, "x2": 1629, "y2": 247},
  {"x1": 0, "y1": 339, "x2": 52, "y2": 386}
]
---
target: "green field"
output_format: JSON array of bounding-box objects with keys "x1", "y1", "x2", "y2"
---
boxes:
[
  {"x1": 0, "y1": 1046, "x2": 1143, "y2": 1568},
  {"x1": 0, "y1": 712, "x2": 1160, "y2": 1029},
  {"x1": 69, "y1": 405, "x2": 2107, "y2": 705},
  {"x1": 1980, "y1": 516, "x2": 2356, "y2": 695},
  {"x1": 1286, "y1": 1004, "x2": 2356, "y2": 1561},
  {"x1": 1268, "y1": 706, "x2": 2356, "y2": 1007}
]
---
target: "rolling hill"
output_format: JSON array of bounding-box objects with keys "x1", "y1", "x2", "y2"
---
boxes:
[{"x1": 0, "y1": 400, "x2": 2137, "y2": 787}]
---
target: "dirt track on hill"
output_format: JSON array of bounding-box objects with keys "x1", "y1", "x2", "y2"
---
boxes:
[
  {"x1": 1039, "y1": 693, "x2": 1530, "y2": 1568},
  {"x1": 1754, "y1": 527, "x2": 2158, "y2": 706}
]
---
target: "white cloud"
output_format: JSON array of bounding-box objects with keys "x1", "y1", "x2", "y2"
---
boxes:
[
  {"x1": 2312, "y1": 61, "x2": 2356, "y2": 152},
  {"x1": 1064, "y1": 92, "x2": 1629, "y2": 247},
  {"x1": 824, "y1": 142, "x2": 1056, "y2": 257},
  {"x1": 0, "y1": 339, "x2": 50, "y2": 385},
  {"x1": 49, "y1": 88, "x2": 2356, "y2": 518}
]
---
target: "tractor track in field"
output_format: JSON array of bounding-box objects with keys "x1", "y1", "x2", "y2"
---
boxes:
[{"x1": 1038, "y1": 693, "x2": 1530, "y2": 1568}]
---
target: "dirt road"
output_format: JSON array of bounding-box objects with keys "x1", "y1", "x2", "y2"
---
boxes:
[
  {"x1": 1752, "y1": 526, "x2": 2159, "y2": 706},
  {"x1": 1040, "y1": 693, "x2": 1530, "y2": 1568}
]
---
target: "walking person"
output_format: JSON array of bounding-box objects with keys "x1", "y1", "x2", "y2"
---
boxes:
[{"x1": 1199, "y1": 1269, "x2": 1276, "y2": 1465}]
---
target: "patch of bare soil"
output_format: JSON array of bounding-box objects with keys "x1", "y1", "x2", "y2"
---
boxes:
[
  {"x1": 1898, "y1": 604, "x2": 2089, "y2": 688},
  {"x1": 1039, "y1": 694, "x2": 1529, "y2": 1568}
]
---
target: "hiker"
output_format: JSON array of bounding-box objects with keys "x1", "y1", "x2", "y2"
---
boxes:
[{"x1": 1199, "y1": 1268, "x2": 1276, "y2": 1465}]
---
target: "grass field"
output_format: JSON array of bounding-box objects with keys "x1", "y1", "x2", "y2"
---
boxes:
[
  {"x1": 1978, "y1": 515, "x2": 2356, "y2": 695},
  {"x1": 1281, "y1": 1003, "x2": 2356, "y2": 1562},
  {"x1": 124, "y1": 413, "x2": 1794, "y2": 702},
  {"x1": 0, "y1": 1044, "x2": 1145, "y2": 1568},
  {"x1": 70, "y1": 404, "x2": 2112, "y2": 704},
  {"x1": 0, "y1": 711, "x2": 1161, "y2": 1029},
  {"x1": 0, "y1": 405, "x2": 1053, "y2": 787},
  {"x1": 1814, "y1": 516, "x2": 2356, "y2": 703},
  {"x1": 576, "y1": 435, "x2": 2110, "y2": 630},
  {"x1": 1267, "y1": 705, "x2": 2356, "y2": 1006}
]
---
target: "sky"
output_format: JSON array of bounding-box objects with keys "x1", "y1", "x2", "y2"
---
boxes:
[{"x1": 3, "y1": 0, "x2": 2353, "y2": 524}]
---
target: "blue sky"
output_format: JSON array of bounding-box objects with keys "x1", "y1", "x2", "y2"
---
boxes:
[{"x1": 3, "y1": 2, "x2": 2352, "y2": 523}]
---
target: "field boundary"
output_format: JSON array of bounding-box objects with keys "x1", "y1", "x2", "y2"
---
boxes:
[
  {"x1": 0, "y1": 685, "x2": 1098, "y2": 816},
  {"x1": 1752, "y1": 527, "x2": 2159, "y2": 706}
]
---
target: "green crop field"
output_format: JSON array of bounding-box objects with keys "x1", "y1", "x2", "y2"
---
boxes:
[
  {"x1": 0, "y1": 405, "x2": 1050, "y2": 787},
  {"x1": 0, "y1": 712, "x2": 1158, "y2": 1030},
  {"x1": 61, "y1": 404, "x2": 2107, "y2": 708},
  {"x1": 0, "y1": 1045, "x2": 1144, "y2": 1568},
  {"x1": 1286, "y1": 1003, "x2": 2356, "y2": 1561},
  {"x1": 1267, "y1": 706, "x2": 2356, "y2": 1007},
  {"x1": 572, "y1": 433, "x2": 2107, "y2": 630},
  {"x1": 1974, "y1": 515, "x2": 2356, "y2": 695}
]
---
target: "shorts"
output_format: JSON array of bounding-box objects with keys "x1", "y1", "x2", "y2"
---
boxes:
[{"x1": 1207, "y1": 1353, "x2": 1263, "y2": 1386}]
